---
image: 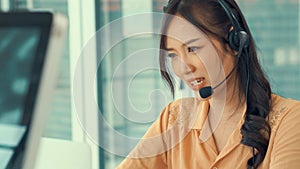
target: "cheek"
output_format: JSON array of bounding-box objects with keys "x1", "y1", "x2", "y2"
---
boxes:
[
  {"x1": 170, "y1": 59, "x2": 182, "y2": 78},
  {"x1": 197, "y1": 49, "x2": 223, "y2": 76}
]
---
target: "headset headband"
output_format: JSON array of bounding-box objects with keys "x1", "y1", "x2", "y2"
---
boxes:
[{"x1": 217, "y1": 0, "x2": 243, "y2": 31}]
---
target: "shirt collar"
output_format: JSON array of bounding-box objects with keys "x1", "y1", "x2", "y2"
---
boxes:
[
  {"x1": 190, "y1": 100, "x2": 210, "y2": 130},
  {"x1": 189, "y1": 100, "x2": 247, "y2": 131}
]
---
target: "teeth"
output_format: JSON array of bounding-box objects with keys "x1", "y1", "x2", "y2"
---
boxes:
[{"x1": 191, "y1": 79, "x2": 203, "y2": 86}]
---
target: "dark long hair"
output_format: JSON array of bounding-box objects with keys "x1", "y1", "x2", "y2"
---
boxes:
[{"x1": 160, "y1": 0, "x2": 272, "y2": 168}]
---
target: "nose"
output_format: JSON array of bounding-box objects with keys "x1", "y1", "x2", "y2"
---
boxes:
[{"x1": 178, "y1": 57, "x2": 196, "y2": 75}]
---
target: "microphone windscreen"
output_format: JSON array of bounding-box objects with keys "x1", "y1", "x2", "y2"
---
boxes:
[{"x1": 199, "y1": 86, "x2": 213, "y2": 99}]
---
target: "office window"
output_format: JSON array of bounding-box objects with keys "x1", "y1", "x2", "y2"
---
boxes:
[
  {"x1": 238, "y1": 1, "x2": 300, "y2": 100},
  {"x1": 96, "y1": 0, "x2": 171, "y2": 168}
]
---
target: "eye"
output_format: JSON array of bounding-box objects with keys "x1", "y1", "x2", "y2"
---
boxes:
[
  {"x1": 167, "y1": 53, "x2": 177, "y2": 58},
  {"x1": 187, "y1": 46, "x2": 201, "y2": 53}
]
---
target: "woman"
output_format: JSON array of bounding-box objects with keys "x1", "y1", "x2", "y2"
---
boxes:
[{"x1": 117, "y1": 0, "x2": 300, "y2": 168}]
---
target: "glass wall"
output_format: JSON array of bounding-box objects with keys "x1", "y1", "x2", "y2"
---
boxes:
[
  {"x1": 96, "y1": 0, "x2": 171, "y2": 168},
  {"x1": 239, "y1": 1, "x2": 300, "y2": 100}
]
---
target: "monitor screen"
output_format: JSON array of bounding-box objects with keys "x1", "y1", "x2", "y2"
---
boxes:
[{"x1": 0, "y1": 12, "x2": 53, "y2": 169}]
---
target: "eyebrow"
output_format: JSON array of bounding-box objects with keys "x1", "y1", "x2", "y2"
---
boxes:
[
  {"x1": 165, "y1": 38, "x2": 200, "y2": 51},
  {"x1": 165, "y1": 47, "x2": 175, "y2": 51},
  {"x1": 185, "y1": 38, "x2": 200, "y2": 45}
]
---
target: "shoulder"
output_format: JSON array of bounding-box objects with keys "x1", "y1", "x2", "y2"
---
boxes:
[
  {"x1": 268, "y1": 94, "x2": 300, "y2": 130},
  {"x1": 265, "y1": 94, "x2": 300, "y2": 168}
]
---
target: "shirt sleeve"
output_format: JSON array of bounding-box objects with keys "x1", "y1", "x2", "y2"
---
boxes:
[
  {"x1": 116, "y1": 102, "x2": 173, "y2": 169},
  {"x1": 269, "y1": 102, "x2": 300, "y2": 168}
]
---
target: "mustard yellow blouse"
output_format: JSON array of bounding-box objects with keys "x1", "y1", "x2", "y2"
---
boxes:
[{"x1": 116, "y1": 94, "x2": 300, "y2": 169}]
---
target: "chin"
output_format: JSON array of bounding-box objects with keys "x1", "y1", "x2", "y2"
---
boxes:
[{"x1": 193, "y1": 91, "x2": 201, "y2": 99}]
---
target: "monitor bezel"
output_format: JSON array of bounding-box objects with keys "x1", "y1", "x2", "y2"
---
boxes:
[{"x1": 0, "y1": 11, "x2": 67, "y2": 169}]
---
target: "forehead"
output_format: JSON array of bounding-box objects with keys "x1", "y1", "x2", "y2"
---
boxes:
[{"x1": 165, "y1": 15, "x2": 209, "y2": 44}]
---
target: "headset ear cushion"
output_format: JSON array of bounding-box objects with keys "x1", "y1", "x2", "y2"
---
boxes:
[{"x1": 228, "y1": 30, "x2": 240, "y2": 51}]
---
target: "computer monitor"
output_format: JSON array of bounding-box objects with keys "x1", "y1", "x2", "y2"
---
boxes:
[{"x1": 0, "y1": 11, "x2": 68, "y2": 169}]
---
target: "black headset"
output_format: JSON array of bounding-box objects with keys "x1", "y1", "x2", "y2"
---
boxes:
[{"x1": 218, "y1": 0, "x2": 249, "y2": 53}]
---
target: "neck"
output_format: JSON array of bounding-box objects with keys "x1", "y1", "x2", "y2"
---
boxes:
[{"x1": 209, "y1": 70, "x2": 246, "y2": 121}]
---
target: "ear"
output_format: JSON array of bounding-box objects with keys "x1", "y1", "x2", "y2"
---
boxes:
[
  {"x1": 227, "y1": 26, "x2": 238, "y2": 56},
  {"x1": 225, "y1": 42, "x2": 238, "y2": 56}
]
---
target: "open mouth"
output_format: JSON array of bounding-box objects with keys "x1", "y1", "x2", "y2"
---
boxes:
[{"x1": 191, "y1": 77, "x2": 205, "y2": 86}]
